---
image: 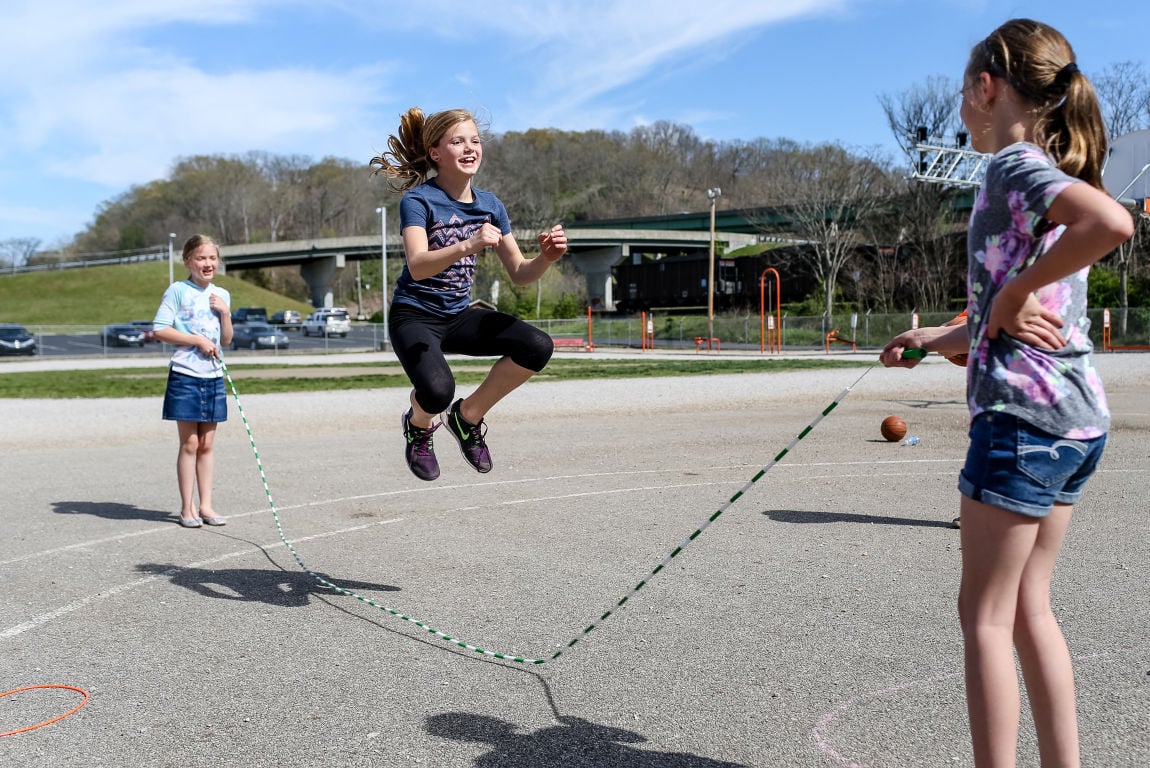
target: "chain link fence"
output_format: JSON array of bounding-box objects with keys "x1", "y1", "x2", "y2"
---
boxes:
[{"x1": 528, "y1": 308, "x2": 1150, "y2": 352}]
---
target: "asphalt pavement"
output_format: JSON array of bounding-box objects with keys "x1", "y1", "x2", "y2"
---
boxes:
[{"x1": 1, "y1": 350, "x2": 1147, "y2": 767}]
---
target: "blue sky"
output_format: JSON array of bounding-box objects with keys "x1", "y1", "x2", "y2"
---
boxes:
[{"x1": 2, "y1": 0, "x2": 1147, "y2": 247}]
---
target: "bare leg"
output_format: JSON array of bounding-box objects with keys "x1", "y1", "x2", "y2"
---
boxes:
[
  {"x1": 458, "y1": 356, "x2": 535, "y2": 423},
  {"x1": 175, "y1": 421, "x2": 201, "y2": 521},
  {"x1": 1014, "y1": 502, "x2": 1080, "y2": 767},
  {"x1": 195, "y1": 423, "x2": 220, "y2": 520},
  {"x1": 958, "y1": 495, "x2": 1039, "y2": 768},
  {"x1": 408, "y1": 391, "x2": 439, "y2": 429}
]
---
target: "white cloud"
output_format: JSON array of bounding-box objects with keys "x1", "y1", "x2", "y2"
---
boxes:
[
  {"x1": 30, "y1": 64, "x2": 387, "y2": 186},
  {"x1": 0, "y1": 0, "x2": 860, "y2": 242},
  {"x1": 428, "y1": 0, "x2": 850, "y2": 130}
]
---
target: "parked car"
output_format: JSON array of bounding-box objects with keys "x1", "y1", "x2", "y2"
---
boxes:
[
  {"x1": 231, "y1": 306, "x2": 268, "y2": 324},
  {"x1": 128, "y1": 319, "x2": 158, "y2": 342},
  {"x1": 230, "y1": 322, "x2": 290, "y2": 350},
  {"x1": 0, "y1": 323, "x2": 37, "y2": 356},
  {"x1": 271, "y1": 310, "x2": 302, "y2": 330},
  {"x1": 101, "y1": 323, "x2": 146, "y2": 347},
  {"x1": 302, "y1": 307, "x2": 351, "y2": 337}
]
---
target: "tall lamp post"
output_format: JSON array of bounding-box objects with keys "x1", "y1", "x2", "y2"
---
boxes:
[
  {"x1": 375, "y1": 206, "x2": 390, "y2": 349},
  {"x1": 705, "y1": 187, "x2": 722, "y2": 350},
  {"x1": 167, "y1": 233, "x2": 177, "y2": 285}
]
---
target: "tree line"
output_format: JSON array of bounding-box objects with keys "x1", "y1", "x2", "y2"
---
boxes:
[{"x1": 8, "y1": 63, "x2": 1150, "y2": 317}]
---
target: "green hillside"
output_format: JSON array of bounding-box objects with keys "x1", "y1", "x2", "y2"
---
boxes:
[{"x1": 0, "y1": 262, "x2": 314, "y2": 327}]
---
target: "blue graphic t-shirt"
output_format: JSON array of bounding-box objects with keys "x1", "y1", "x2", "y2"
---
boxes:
[
  {"x1": 154, "y1": 279, "x2": 230, "y2": 378},
  {"x1": 966, "y1": 142, "x2": 1108, "y2": 438},
  {"x1": 392, "y1": 179, "x2": 512, "y2": 317}
]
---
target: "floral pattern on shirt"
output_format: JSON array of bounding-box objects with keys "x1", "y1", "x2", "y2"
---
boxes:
[{"x1": 965, "y1": 143, "x2": 1108, "y2": 439}]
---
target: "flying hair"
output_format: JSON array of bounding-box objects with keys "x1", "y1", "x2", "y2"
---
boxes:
[{"x1": 369, "y1": 107, "x2": 482, "y2": 192}]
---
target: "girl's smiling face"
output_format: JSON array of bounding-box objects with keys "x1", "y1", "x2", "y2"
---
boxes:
[
  {"x1": 184, "y1": 244, "x2": 219, "y2": 287},
  {"x1": 432, "y1": 120, "x2": 483, "y2": 178}
]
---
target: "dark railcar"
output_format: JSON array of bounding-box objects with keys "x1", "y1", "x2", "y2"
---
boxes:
[{"x1": 612, "y1": 251, "x2": 815, "y2": 313}]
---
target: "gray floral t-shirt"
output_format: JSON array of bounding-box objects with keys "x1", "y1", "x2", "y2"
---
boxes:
[{"x1": 966, "y1": 142, "x2": 1108, "y2": 439}]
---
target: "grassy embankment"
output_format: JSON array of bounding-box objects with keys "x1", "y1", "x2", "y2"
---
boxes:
[
  {"x1": 0, "y1": 262, "x2": 865, "y2": 397},
  {"x1": 0, "y1": 260, "x2": 313, "y2": 327}
]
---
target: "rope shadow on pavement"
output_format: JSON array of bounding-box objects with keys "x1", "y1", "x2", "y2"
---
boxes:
[
  {"x1": 763, "y1": 509, "x2": 954, "y2": 529},
  {"x1": 134, "y1": 562, "x2": 400, "y2": 607}
]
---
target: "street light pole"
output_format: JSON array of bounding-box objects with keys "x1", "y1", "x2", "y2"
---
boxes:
[
  {"x1": 168, "y1": 233, "x2": 177, "y2": 285},
  {"x1": 381, "y1": 206, "x2": 389, "y2": 347},
  {"x1": 705, "y1": 187, "x2": 721, "y2": 351}
]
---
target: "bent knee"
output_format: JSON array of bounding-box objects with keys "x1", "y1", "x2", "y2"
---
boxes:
[{"x1": 514, "y1": 330, "x2": 554, "y2": 372}]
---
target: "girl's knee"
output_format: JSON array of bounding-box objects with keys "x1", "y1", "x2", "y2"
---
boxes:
[
  {"x1": 515, "y1": 330, "x2": 554, "y2": 372},
  {"x1": 415, "y1": 384, "x2": 455, "y2": 415}
]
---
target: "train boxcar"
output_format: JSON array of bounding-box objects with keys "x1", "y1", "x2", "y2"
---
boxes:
[{"x1": 612, "y1": 249, "x2": 816, "y2": 313}]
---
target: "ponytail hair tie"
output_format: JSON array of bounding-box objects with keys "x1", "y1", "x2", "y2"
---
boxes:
[{"x1": 1055, "y1": 61, "x2": 1079, "y2": 87}]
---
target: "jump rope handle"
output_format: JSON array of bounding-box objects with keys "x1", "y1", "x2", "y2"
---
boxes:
[{"x1": 900, "y1": 348, "x2": 927, "y2": 360}]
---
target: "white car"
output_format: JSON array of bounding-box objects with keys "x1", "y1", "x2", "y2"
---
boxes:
[{"x1": 302, "y1": 308, "x2": 351, "y2": 337}]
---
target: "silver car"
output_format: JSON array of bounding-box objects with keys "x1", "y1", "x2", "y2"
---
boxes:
[{"x1": 230, "y1": 323, "x2": 290, "y2": 350}]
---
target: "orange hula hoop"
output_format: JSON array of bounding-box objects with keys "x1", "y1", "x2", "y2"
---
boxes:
[{"x1": 0, "y1": 685, "x2": 90, "y2": 737}]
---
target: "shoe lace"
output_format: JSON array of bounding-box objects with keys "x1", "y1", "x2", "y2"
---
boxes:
[
  {"x1": 409, "y1": 420, "x2": 439, "y2": 455},
  {"x1": 456, "y1": 414, "x2": 487, "y2": 446}
]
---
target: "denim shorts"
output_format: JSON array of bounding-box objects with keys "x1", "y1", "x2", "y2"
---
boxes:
[
  {"x1": 958, "y1": 412, "x2": 1106, "y2": 517},
  {"x1": 162, "y1": 370, "x2": 227, "y2": 423}
]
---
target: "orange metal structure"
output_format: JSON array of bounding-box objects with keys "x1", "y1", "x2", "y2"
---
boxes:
[{"x1": 759, "y1": 268, "x2": 781, "y2": 353}]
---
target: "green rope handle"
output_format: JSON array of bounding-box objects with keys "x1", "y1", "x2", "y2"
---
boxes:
[{"x1": 219, "y1": 356, "x2": 874, "y2": 665}]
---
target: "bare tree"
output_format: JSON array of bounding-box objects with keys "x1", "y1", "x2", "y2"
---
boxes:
[
  {"x1": 1093, "y1": 61, "x2": 1150, "y2": 139},
  {"x1": 878, "y1": 75, "x2": 963, "y2": 156},
  {"x1": 0, "y1": 237, "x2": 41, "y2": 274},
  {"x1": 874, "y1": 76, "x2": 972, "y2": 313},
  {"x1": 754, "y1": 144, "x2": 897, "y2": 320}
]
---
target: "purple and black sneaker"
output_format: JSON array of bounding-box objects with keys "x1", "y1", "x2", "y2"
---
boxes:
[
  {"x1": 445, "y1": 399, "x2": 492, "y2": 473},
  {"x1": 402, "y1": 409, "x2": 440, "y2": 481}
]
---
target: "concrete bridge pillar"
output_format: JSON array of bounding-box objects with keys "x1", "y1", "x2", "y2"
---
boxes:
[
  {"x1": 300, "y1": 253, "x2": 345, "y2": 308},
  {"x1": 567, "y1": 246, "x2": 624, "y2": 311}
]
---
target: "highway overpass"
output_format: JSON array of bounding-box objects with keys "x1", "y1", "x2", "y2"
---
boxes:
[{"x1": 219, "y1": 228, "x2": 759, "y2": 309}]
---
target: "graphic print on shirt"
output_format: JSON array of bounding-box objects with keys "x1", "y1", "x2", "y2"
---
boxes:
[{"x1": 428, "y1": 213, "x2": 487, "y2": 297}]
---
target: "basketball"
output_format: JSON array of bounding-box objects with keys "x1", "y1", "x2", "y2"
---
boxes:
[{"x1": 881, "y1": 415, "x2": 907, "y2": 442}]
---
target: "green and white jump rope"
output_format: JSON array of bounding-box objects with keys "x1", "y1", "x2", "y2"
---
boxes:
[{"x1": 219, "y1": 348, "x2": 926, "y2": 665}]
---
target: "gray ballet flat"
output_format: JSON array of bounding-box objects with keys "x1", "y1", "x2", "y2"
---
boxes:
[
  {"x1": 179, "y1": 516, "x2": 202, "y2": 528},
  {"x1": 200, "y1": 515, "x2": 227, "y2": 527}
]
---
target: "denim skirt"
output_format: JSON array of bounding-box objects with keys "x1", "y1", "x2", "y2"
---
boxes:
[{"x1": 162, "y1": 370, "x2": 227, "y2": 422}]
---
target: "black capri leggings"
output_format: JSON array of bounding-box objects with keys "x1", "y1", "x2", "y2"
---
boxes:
[{"x1": 388, "y1": 303, "x2": 554, "y2": 415}]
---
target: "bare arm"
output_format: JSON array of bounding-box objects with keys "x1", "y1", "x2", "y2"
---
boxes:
[
  {"x1": 211, "y1": 293, "x2": 233, "y2": 346},
  {"x1": 880, "y1": 323, "x2": 969, "y2": 368},
  {"x1": 496, "y1": 225, "x2": 568, "y2": 286},
  {"x1": 988, "y1": 182, "x2": 1133, "y2": 347},
  {"x1": 153, "y1": 327, "x2": 220, "y2": 359},
  {"x1": 402, "y1": 223, "x2": 502, "y2": 281}
]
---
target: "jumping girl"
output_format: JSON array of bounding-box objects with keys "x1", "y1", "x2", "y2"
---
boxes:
[{"x1": 369, "y1": 107, "x2": 567, "y2": 481}]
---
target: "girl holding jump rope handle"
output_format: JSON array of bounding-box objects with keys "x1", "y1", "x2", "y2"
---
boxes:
[
  {"x1": 369, "y1": 107, "x2": 567, "y2": 482},
  {"x1": 881, "y1": 19, "x2": 1133, "y2": 767},
  {"x1": 153, "y1": 234, "x2": 233, "y2": 528}
]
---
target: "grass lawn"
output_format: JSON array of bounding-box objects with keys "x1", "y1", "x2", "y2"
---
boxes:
[{"x1": 0, "y1": 358, "x2": 864, "y2": 398}]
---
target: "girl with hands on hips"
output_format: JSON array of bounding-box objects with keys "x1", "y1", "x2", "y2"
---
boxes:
[{"x1": 880, "y1": 19, "x2": 1133, "y2": 768}]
